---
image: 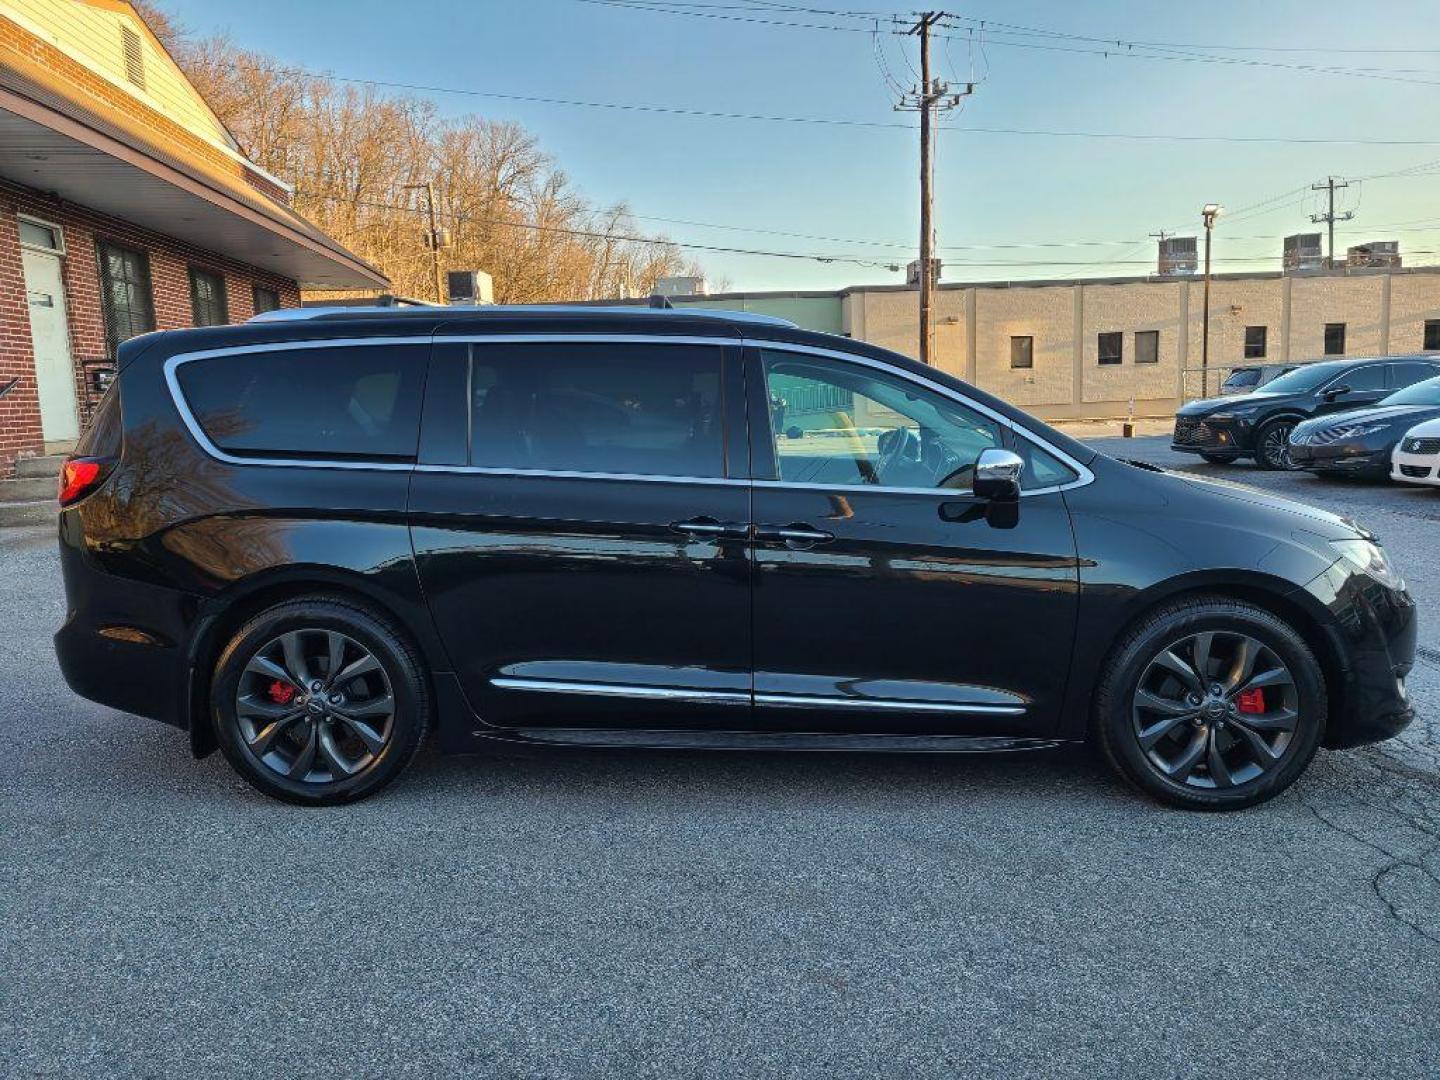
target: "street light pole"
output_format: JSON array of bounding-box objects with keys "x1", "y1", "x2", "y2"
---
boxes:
[{"x1": 1201, "y1": 203, "x2": 1222, "y2": 397}]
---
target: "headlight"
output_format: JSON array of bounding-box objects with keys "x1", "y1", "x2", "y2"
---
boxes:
[
  {"x1": 1331, "y1": 538, "x2": 1405, "y2": 590},
  {"x1": 1328, "y1": 422, "x2": 1388, "y2": 440},
  {"x1": 1208, "y1": 410, "x2": 1250, "y2": 422}
]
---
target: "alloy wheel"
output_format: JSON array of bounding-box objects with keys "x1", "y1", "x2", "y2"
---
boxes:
[
  {"x1": 234, "y1": 629, "x2": 395, "y2": 784},
  {"x1": 1260, "y1": 423, "x2": 1295, "y2": 469},
  {"x1": 1131, "y1": 630, "x2": 1299, "y2": 789}
]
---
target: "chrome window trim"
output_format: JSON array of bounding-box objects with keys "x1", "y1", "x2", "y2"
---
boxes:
[
  {"x1": 743, "y1": 338, "x2": 1096, "y2": 496},
  {"x1": 163, "y1": 332, "x2": 1094, "y2": 493}
]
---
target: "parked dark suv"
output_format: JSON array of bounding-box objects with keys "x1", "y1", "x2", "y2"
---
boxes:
[
  {"x1": 1172, "y1": 355, "x2": 1440, "y2": 469},
  {"x1": 55, "y1": 307, "x2": 1416, "y2": 810}
]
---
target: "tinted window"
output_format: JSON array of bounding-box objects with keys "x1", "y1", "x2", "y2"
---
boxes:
[
  {"x1": 1135, "y1": 330, "x2": 1159, "y2": 365},
  {"x1": 763, "y1": 351, "x2": 1006, "y2": 491},
  {"x1": 1224, "y1": 369, "x2": 1260, "y2": 389},
  {"x1": 1392, "y1": 362, "x2": 1440, "y2": 390},
  {"x1": 188, "y1": 267, "x2": 228, "y2": 327},
  {"x1": 468, "y1": 343, "x2": 724, "y2": 478},
  {"x1": 177, "y1": 345, "x2": 426, "y2": 460},
  {"x1": 1244, "y1": 326, "x2": 1267, "y2": 359},
  {"x1": 1336, "y1": 365, "x2": 1386, "y2": 392},
  {"x1": 1381, "y1": 374, "x2": 1440, "y2": 407},
  {"x1": 1324, "y1": 323, "x2": 1346, "y2": 355},
  {"x1": 97, "y1": 240, "x2": 154, "y2": 356},
  {"x1": 1010, "y1": 336, "x2": 1033, "y2": 369},
  {"x1": 1261, "y1": 360, "x2": 1352, "y2": 394}
]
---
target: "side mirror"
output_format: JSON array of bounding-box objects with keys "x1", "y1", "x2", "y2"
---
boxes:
[
  {"x1": 1324, "y1": 384, "x2": 1351, "y2": 401},
  {"x1": 972, "y1": 447, "x2": 1024, "y2": 501}
]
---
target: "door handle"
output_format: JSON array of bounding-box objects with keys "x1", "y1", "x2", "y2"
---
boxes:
[
  {"x1": 671, "y1": 516, "x2": 749, "y2": 540},
  {"x1": 755, "y1": 523, "x2": 835, "y2": 548}
]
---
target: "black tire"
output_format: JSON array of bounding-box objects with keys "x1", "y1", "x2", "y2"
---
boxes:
[
  {"x1": 1199, "y1": 453, "x2": 1240, "y2": 465},
  {"x1": 1254, "y1": 419, "x2": 1297, "y2": 470},
  {"x1": 1093, "y1": 597, "x2": 1326, "y2": 811},
  {"x1": 211, "y1": 596, "x2": 430, "y2": 805}
]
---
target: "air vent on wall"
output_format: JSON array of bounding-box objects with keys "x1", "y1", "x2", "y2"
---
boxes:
[{"x1": 121, "y1": 25, "x2": 146, "y2": 90}]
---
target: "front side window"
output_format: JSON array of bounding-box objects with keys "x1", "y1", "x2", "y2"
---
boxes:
[
  {"x1": 762, "y1": 352, "x2": 1009, "y2": 491},
  {"x1": 1135, "y1": 330, "x2": 1159, "y2": 365},
  {"x1": 1333, "y1": 365, "x2": 1386, "y2": 393},
  {"x1": 1324, "y1": 323, "x2": 1346, "y2": 355},
  {"x1": 189, "y1": 267, "x2": 228, "y2": 327},
  {"x1": 468, "y1": 343, "x2": 724, "y2": 478},
  {"x1": 97, "y1": 240, "x2": 154, "y2": 356},
  {"x1": 1244, "y1": 326, "x2": 1267, "y2": 359},
  {"x1": 1391, "y1": 362, "x2": 1440, "y2": 390},
  {"x1": 1097, "y1": 332, "x2": 1123, "y2": 365},
  {"x1": 176, "y1": 345, "x2": 426, "y2": 460}
]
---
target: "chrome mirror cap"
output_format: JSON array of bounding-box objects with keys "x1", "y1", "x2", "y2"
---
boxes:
[{"x1": 973, "y1": 448, "x2": 1024, "y2": 500}]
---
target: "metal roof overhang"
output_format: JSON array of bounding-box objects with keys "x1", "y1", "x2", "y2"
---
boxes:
[{"x1": 0, "y1": 86, "x2": 387, "y2": 291}]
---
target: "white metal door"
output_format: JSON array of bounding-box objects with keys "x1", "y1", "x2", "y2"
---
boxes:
[{"x1": 21, "y1": 248, "x2": 80, "y2": 443}]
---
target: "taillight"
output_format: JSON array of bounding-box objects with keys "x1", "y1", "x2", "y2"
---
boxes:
[{"x1": 57, "y1": 457, "x2": 108, "y2": 507}]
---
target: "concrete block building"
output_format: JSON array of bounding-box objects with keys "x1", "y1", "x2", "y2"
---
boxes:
[{"x1": 1, "y1": 0, "x2": 385, "y2": 475}]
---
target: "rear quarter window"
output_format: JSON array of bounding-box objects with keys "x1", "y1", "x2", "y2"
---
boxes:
[{"x1": 175, "y1": 344, "x2": 427, "y2": 461}]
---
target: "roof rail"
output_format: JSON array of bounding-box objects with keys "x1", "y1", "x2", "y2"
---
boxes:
[{"x1": 247, "y1": 304, "x2": 798, "y2": 328}]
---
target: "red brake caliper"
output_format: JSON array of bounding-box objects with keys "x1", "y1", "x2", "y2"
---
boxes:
[
  {"x1": 267, "y1": 680, "x2": 296, "y2": 705},
  {"x1": 1236, "y1": 687, "x2": 1266, "y2": 714}
]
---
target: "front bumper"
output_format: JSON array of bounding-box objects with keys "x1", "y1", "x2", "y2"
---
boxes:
[
  {"x1": 1171, "y1": 415, "x2": 1253, "y2": 456},
  {"x1": 1288, "y1": 440, "x2": 1392, "y2": 475},
  {"x1": 1305, "y1": 559, "x2": 1418, "y2": 749},
  {"x1": 1391, "y1": 447, "x2": 1440, "y2": 486}
]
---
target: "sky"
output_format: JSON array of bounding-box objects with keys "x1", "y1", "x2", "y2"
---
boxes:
[{"x1": 160, "y1": 0, "x2": 1440, "y2": 293}]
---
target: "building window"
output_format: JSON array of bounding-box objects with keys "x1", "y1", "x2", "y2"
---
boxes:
[
  {"x1": 17, "y1": 216, "x2": 64, "y2": 253},
  {"x1": 1244, "y1": 325, "x2": 1267, "y2": 359},
  {"x1": 121, "y1": 25, "x2": 146, "y2": 90},
  {"x1": 1425, "y1": 319, "x2": 1440, "y2": 351},
  {"x1": 1010, "y1": 336, "x2": 1034, "y2": 369},
  {"x1": 252, "y1": 285, "x2": 281, "y2": 315},
  {"x1": 1324, "y1": 323, "x2": 1346, "y2": 355},
  {"x1": 189, "y1": 267, "x2": 229, "y2": 327},
  {"x1": 97, "y1": 240, "x2": 155, "y2": 356},
  {"x1": 1135, "y1": 330, "x2": 1159, "y2": 364},
  {"x1": 1097, "y1": 332, "x2": 1123, "y2": 365}
]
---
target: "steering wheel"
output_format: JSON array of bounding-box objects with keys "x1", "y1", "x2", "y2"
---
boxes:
[{"x1": 875, "y1": 426, "x2": 921, "y2": 484}]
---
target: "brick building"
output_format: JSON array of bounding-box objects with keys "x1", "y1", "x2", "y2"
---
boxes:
[{"x1": 1, "y1": 0, "x2": 385, "y2": 474}]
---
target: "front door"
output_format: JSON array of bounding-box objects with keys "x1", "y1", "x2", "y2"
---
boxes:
[
  {"x1": 21, "y1": 245, "x2": 79, "y2": 443},
  {"x1": 409, "y1": 338, "x2": 753, "y2": 730},
  {"x1": 747, "y1": 346, "x2": 1081, "y2": 736}
]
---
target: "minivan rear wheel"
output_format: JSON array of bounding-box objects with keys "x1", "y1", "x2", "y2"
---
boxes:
[
  {"x1": 211, "y1": 597, "x2": 429, "y2": 805},
  {"x1": 1093, "y1": 597, "x2": 1326, "y2": 811}
]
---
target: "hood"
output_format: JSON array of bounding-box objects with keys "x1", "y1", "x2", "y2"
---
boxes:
[
  {"x1": 1403, "y1": 415, "x2": 1440, "y2": 439},
  {"x1": 1294, "y1": 403, "x2": 1438, "y2": 434},
  {"x1": 1123, "y1": 460, "x2": 1363, "y2": 540},
  {"x1": 1176, "y1": 389, "x2": 1296, "y2": 416}
]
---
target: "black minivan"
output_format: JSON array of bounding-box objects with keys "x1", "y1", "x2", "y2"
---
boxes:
[{"x1": 55, "y1": 307, "x2": 1417, "y2": 810}]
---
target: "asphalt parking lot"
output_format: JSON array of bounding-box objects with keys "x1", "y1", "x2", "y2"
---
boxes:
[{"x1": 4, "y1": 437, "x2": 1439, "y2": 1079}]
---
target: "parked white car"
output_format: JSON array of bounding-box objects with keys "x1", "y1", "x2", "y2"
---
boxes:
[{"x1": 1391, "y1": 416, "x2": 1440, "y2": 487}]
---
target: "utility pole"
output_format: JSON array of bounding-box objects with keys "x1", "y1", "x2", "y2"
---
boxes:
[
  {"x1": 898, "y1": 12, "x2": 971, "y2": 365},
  {"x1": 1310, "y1": 176, "x2": 1353, "y2": 269},
  {"x1": 405, "y1": 180, "x2": 447, "y2": 304},
  {"x1": 1200, "y1": 204, "x2": 1222, "y2": 397}
]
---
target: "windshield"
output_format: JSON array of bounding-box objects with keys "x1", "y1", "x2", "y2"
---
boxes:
[
  {"x1": 1256, "y1": 360, "x2": 1353, "y2": 394},
  {"x1": 1381, "y1": 374, "x2": 1440, "y2": 407}
]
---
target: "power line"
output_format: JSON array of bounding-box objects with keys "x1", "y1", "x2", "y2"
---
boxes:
[{"x1": 271, "y1": 66, "x2": 1440, "y2": 147}]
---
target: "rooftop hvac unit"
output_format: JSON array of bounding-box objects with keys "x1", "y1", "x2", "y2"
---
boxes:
[
  {"x1": 1157, "y1": 236, "x2": 1198, "y2": 276},
  {"x1": 1283, "y1": 233, "x2": 1324, "y2": 273},
  {"x1": 446, "y1": 270, "x2": 494, "y2": 305},
  {"x1": 1346, "y1": 241, "x2": 1401, "y2": 269},
  {"x1": 653, "y1": 276, "x2": 708, "y2": 298}
]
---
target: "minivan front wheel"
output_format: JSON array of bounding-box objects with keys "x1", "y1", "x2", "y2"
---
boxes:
[
  {"x1": 211, "y1": 597, "x2": 429, "y2": 805},
  {"x1": 1093, "y1": 598, "x2": 1326, "y2": 810}
]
